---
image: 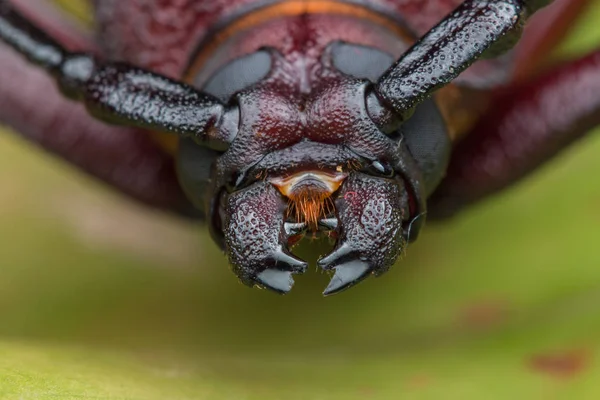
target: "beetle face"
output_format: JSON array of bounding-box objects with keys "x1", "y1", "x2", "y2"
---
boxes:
[
  {"x1": 4, "y1": 0, "x2": 587, "y2": 297},
  {"x1": 177, "y1": 50, "x2": 426, "y2": 294}
]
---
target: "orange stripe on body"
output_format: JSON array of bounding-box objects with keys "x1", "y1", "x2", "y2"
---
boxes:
[
  {"x1": 154, "y1": 0, "x2": 413, "y2": 154},
  {"x1": 186, "y1": 0, "x2": 413, "y2": 82}
]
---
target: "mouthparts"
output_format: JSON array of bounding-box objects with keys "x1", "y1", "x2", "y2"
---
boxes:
[{"x1": 270, "y1": 171, "x2": 347, "y2": 230}]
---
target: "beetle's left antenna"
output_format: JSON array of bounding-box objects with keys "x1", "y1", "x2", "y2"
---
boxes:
[
  {"x1": 371, "y1": 0, "x2": 551, "y2": 124},
  {"x1": 0, "y1": 1, "x2": 231, "y2": 146}
]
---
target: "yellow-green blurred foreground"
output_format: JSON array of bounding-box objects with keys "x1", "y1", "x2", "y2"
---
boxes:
[{"x1": 1, "y1": 3, "x2": 600, "y2": 400}]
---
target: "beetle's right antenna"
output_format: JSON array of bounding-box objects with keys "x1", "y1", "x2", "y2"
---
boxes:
[
  {"x1": 371, "y1": 0, "x2": 550, "y2": 124},
  {"x1": 0, "y1": 1, "x2": 233, "y2": 148}
]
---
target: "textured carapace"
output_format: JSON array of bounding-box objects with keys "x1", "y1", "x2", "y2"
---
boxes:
[{"x1": 0, "y1": 0, "x2": 597, "y2": 295}]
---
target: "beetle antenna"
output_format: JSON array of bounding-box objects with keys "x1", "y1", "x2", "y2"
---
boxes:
[
  {"x1": 0, "y1": 1, "x2": 233, "y2": 146},
  {"x1": 372, "y1": 0, "x2": 542, "y2": 123}
]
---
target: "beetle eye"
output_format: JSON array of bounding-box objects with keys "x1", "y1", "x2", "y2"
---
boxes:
[
  {"x1": 329, "y1": 42, "x2": 395, "y2": 83},
  {"x1": 191, "y1": 50, "x2": 273, "y2": 103},
  {"x1": 369, "y1": 160, "x2": 395, "y2": 177},
  {"x1": 177, "y1": 138, "x2": 220, "y2": 212}
]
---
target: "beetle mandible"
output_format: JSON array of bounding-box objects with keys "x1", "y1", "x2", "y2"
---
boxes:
[{"x1": 0, "y1": 0, "x2": 598, "y2": 295}]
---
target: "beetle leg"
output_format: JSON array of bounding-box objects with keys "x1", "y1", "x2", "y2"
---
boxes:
[
  {"x1": 318, "y1": 173, "x2": 410, "y2": 296},
  {"x1": 0, "y1": 1, "x2": 235, "y2": 148},
  {"x1": 223, "y1": 182, "x2": 308, "y2": 294},
  {"x1": 428, "y1": 50, "x2": 600, "y2": 218}
]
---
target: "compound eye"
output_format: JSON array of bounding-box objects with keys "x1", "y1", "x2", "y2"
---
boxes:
[
  {"x1": 195, "y1": 50, "x2": 272, "y2": 102},
  {"x1": 329, "y1": 42, "x2": 395, "y2": 83},
  {"x1": 177, "y1": 138, "x2": 220, "y2": 213},
  {"x1": 400, "y1": 99, "x2": 451, "y2": 194}
]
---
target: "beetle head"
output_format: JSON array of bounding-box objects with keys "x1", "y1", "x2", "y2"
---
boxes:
[
  {"x1": 177, "y1": 49, "x2": 442, "y2": 294},
  {"x1": 183, "y1": 74, "x2": 424, "y2": 294}
]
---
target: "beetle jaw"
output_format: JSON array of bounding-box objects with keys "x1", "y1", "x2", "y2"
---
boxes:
[
  {"x1": 221, "y1": 171, "x2": 412, "y2": 295},
  {"x1": 318, "y1": 172, "x2": 411, "y2": 295},
  {"x1": 221, "y1": 181, "x2": 308, "y2": 294},
  {"x1": 270, "y1": 170, "x2": 347, "y2": 232}
]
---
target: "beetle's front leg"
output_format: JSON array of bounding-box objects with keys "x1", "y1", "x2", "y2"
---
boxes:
[{"x1": 429, "y1": 49, "x2": 600, "y2": 217}]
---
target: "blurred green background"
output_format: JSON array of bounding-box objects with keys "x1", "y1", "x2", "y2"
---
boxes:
[{"x1": 1, "y1": 2, "x2": 600, "y2": 399}]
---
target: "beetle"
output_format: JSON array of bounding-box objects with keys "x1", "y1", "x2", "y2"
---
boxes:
[{"x1": 0, "y1": 0, "x2": 598, "y2": 295}]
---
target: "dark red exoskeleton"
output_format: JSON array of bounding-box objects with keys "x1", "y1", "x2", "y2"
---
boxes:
[{"x1": 0, "y1": 0, "x2": 597, "y2": 295}]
